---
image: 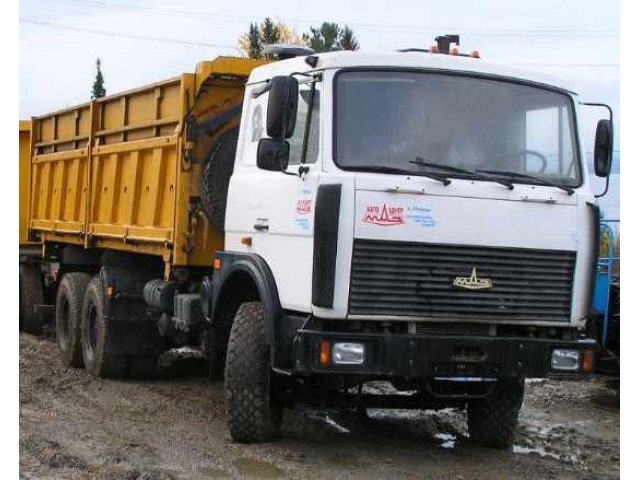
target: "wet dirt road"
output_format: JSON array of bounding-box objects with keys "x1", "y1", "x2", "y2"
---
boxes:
[{"x1": 19, "y1": 333, "x2": 619, "y2": 479}]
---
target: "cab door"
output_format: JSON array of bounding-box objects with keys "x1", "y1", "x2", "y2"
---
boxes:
[{"x1": 225, "y1": 79, "x2": 322, "y2": 312}]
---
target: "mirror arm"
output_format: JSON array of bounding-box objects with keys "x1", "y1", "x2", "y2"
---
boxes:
[
  {"x1": 276, "y1": 79, "x2": 296, "y2": 176},
  {"x1": 595, "y1": 174, "x2": 610, "y2": 199},
  {"x1": 290, "y1": 72, "x2": 322, "y2": 80},
  {"x1": 581, "y1": 102, "x2": 615, "y2": 198},
  {"x1": 289, "y1": 71, "x2": 314, "y2": 79},
  {"x1": 251, "y1": 82, "x2": 271, "y2": 99},
  {"x1": 580, "y1": 102, "x2": 613, "y2": 123},
  {"x1": 299, "y1": 81, "x2": 317, "y2": 168}
]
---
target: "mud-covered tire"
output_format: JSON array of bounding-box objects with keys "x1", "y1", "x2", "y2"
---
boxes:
[
  {"x1": 80, "y1": 276, "x2": 127, "y2": 378},
  {"x1": 19, "y1": 264, "x2": 45, "y2": 334},
  {"x1": 467, "y1": 379, "x2": 525, "y2": 449},
  {"x1": 200, "y1": 127, "x2": 238, "y2": 232},
  {"x1": 225, "y1": 301, "x2": 283, "y2": 442},
  {"x1": 55, "y1": 273, "x2": 91, "y2": 368}
]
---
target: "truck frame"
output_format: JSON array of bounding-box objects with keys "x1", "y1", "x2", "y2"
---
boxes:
[{"x1": 19, "y1": 42, "x2": 613, "y2": 449}]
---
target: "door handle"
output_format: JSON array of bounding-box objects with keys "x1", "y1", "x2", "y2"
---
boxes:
[
  {"x1": 253, "y1": 223, "x2": 269, "y2": 231},
  {"x1": 520, "y1": 195, "x2": 557, "y2": 204},
  {"x1": 386, "y1": 186, "x2": 426, "y2": 195}
]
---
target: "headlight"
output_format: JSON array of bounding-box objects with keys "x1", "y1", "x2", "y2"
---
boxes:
[
  {"x1": 332, "y1": 342, "x2": 365, "y2": 365},
  {"x1": 551, "y1": 349, "x2": 580, "y2": 371}
]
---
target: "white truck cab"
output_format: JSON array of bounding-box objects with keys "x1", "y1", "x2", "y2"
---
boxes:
[{"x1": 208, "y1": 46, "x2": 613, "y2": 446}]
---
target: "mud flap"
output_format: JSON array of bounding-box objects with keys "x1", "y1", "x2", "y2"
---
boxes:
[{"x1": 100, "y1": 267, "x2": 163, "y2": 356}]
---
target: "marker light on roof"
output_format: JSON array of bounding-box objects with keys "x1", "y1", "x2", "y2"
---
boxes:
[
  {"x1": 450, "y1": 46, "x2": 459, "y2": 55},
  {"x1": 470, "y1": 50, "x2": 480, "y2": 58}
]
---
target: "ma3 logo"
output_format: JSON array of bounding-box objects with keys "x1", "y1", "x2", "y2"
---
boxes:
[
  {"x1": 362, "y1": 204, "x2": 405, "y2": 226},
  {"x1": 296, "y1": 199, "x2": 312, "y2": 215}
]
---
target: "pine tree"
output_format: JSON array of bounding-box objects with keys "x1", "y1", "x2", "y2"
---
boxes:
[
  {"x1": 303, "y1": 22, "x2": 340, "y2": 52},
  {"x1": 338, "y1": 25, "x2": 360, "y2": 51},
  {"x1": 91, "y1": 58, "x2": 106, "y2": 99},
  {"x1": 247, "y1": 23, "x2": 262, "y2": 59},
  {"x1": 260, "y1": 17, "x2": 280, "y2": 45}
]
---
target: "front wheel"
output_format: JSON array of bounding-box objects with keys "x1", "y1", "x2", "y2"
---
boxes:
[
  {"x1": 225, "y1": 301, "x2": 283, "y2": 443},
  {"x1": 467, "y1": 379, "x2": 525, "y2": 449}
]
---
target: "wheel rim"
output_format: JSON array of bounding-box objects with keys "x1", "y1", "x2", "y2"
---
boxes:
[{"x1": 58, "y1": 298, "x2": 71, "y2": 349}]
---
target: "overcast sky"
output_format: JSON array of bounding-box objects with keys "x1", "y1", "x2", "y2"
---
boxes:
[{"x1": 19, "y1": 0, "x2": 619, "y2": 109}]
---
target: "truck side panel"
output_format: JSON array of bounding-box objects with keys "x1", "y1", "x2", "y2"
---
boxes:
[
  {"x1": 88, "y1": 79, "x2": 181, "y2": 253},
  {"x1": 19, "y1": 121, "x2": 32, "y2": 246},
  {"x1": 26, "y1": 57, "x2": 267, "y2": 275},
  {"x1": 30, "y1": 103, "x2": 91, "y2": 243},
  {"x1": 29, "y1": 80, "x2": 182, "y2": 260}
]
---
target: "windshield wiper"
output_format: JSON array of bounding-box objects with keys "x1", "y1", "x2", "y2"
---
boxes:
[
  {"x1": 357, "y1": 165, "x2": 451, "y2": 186},
  {"x1": 410, "y1": 157, "x2": 514, "y2": 190},
  {"x1": 476, "y1": 169, "x2": 575, "y2": 195}
]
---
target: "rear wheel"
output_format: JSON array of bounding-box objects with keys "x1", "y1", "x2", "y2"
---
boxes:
[
  {"x1": 19, "y1": 264, "x2": 45, "y2": 334},
  {"x1": 467, "y1": 379, "x2": 525, "y2": 449},
  {"x1": 55, "y1": 272, "x2": 91, "y2": 368},
  {"x1": 225, "y1": 301, "x2": 283, "y2": 442},
  {"x1": 80, "y1": 276, "x2": 127, "y2": 378}
]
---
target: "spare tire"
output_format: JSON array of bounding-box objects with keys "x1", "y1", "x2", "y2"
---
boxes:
[{"x1": 201, "y1": 127, "x2": 239, "y2": 232}]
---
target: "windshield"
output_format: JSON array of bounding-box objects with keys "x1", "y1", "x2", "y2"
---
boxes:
[{"x1": 334, "y1": 70, "x2": 582, "y2": 187}]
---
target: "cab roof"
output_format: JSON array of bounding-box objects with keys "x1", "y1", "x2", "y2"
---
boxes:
[{"x1": 247, "y1": 50, "x2": 576, "y2": 94}]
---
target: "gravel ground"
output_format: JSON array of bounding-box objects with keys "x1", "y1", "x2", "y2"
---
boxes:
[{"x1": 19, "y1": 333, "x2": 619, "y2": 479}]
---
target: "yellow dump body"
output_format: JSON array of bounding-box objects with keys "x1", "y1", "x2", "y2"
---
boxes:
[
  {"x1": 19, "y1": 120, "x2": 32, "y2": 246},
  {"x1": 27, "y1": 57, "x2": 268, "y2": 276}
]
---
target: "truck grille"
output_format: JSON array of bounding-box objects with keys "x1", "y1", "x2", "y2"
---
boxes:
[{"x1": 349, "y1": 240, "x2": 576, "y2": 322}]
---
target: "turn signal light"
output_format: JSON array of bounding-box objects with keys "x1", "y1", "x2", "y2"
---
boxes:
[
  {"x1": 319, "y1": 340, "x2": 331, "y2": 365},
  {"x1": 582, "y1": 349, "x2": 594, "y2": 374},
  {"x1": 214, "y1": 258, "x2": 221, "y2": 270}
]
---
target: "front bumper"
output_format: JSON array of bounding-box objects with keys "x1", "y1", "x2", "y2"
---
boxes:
[{"x1": 292, "y1": 329, "x2": 595, "y2": 379}]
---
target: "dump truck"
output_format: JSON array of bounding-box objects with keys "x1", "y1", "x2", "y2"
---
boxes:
[{"x1": 19, "y1": 38, "x2": 614, "y2": 448}]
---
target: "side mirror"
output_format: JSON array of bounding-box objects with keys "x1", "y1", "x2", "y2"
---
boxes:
[
  {"x1": 266, "y1": 76, "x2": 298, "y2": 139},
  {"x1": 594, "y1": 119, "x2": 613, "y2": 177},
  {"x1": 257, "y1": 138, "x2": 290, "y2": 171}
]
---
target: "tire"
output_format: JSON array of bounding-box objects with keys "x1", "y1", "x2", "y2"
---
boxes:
[
  {"x1": 19, "y1": 264, "x2": 45, "y2": 334},
  {"x1": 80, "y1": 276, "x2": 127, "y2": 378},
  {"x1": 225, "y1": 301, "x2": 283, "y2": 442},
  {"x1": 200, "y1": 127, "x2": 239, "y2": 232},
  {"x1": 467, "y1": 379, "x2": 525, "y2": 449},
  {"x1": 606, "y1": 281, "x2": 620, "y2": 356},
  {"x1": 55, "y1": 272, "x2": 91, "y2": 368}
]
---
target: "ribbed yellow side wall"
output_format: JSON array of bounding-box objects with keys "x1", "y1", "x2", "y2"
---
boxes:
[{"x1": 26, "y1": 56, "x2": 267, "y2": 275}]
